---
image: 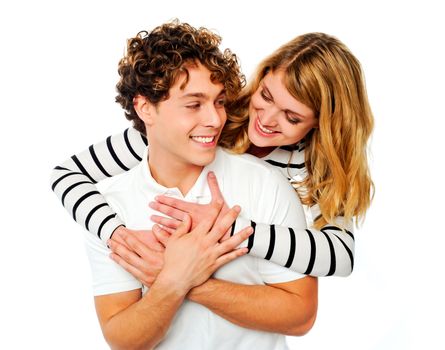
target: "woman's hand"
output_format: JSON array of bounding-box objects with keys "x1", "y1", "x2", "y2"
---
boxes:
[
  {"x1": 150, "y1": 172, "x2": 231, "y2": 235},
  {"x1": 108, "y1": 226, "x2": 164, "y2": 287},
  {"x1": 111, "y1": 225, "x2": 165, "y2": 252}
]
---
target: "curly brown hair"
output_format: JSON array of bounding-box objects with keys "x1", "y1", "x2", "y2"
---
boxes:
[{"x1": 115, "y1": 20, "x2": 245, "y2": 134}]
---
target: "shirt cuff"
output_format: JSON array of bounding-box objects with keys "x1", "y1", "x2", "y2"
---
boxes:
[
  {"x1": 233, "y1": 216, "x2": 251, "y2": 248},
  {"x1": 99, "y1": 216, "x2": 126, "y2": 242}
]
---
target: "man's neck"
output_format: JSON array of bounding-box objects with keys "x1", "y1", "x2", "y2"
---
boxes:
[{"x1": 147, "y1": 152, "x2": 204, "y2": 197}]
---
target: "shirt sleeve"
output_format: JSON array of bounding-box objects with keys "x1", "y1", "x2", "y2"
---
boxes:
[
  {"x1": 83, "y1": 195, "x2": 142, "y2": 296},
  {"x1": 50, "y1": 127, "x2": 147, "y2": 242},
  {"x1": 250, "y1": 167, "x2": 307, "y2": 284},
  {"x1": 234, "y1": 215, "x2": 355, "y2": 277},
  {"x1": 232, "y1": 147, "x2": 355, "y2": 277},
  {"x1": 257, "y1": 259, "x2": 305, "y2": 284}
]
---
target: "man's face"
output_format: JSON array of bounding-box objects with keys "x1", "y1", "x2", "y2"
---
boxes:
[{"x1": 146, "y1": 62, "x2": 227, "y2": 170}]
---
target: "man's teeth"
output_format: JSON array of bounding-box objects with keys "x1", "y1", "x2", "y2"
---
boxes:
[
  {"x1": 258, "y1": 120, "x2": 274, "y2": 134},
  {"x1": 191, "y1": 136, "x2": 215, "y2": 143}
]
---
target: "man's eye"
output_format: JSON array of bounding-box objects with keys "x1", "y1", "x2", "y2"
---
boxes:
[
  {"x1": 186, "y1": 103, "x2": 201, "y2": 109},
  {"x1": 215, "y1": 99, "x2": 226, "y2": 107}
]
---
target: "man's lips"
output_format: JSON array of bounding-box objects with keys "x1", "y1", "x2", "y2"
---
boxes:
[{"x1": 190, "y1": 135, "x2": 216, "y2": 144}]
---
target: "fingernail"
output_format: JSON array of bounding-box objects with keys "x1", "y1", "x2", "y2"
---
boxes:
[
  {"x1": 233, "y1": 205, "x2": 241, "y2": 213},
  {"x1": 208, "y1": 171, "x2": 215, "y2": 178}
]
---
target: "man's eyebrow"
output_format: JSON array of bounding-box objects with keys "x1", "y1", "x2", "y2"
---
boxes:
[
  {"x1": 262, "y1": 84, "x2": 306, "y2": 119},
  {"x1": 181, "y1": 89, "x2": 226, "y2": 99},
  {"x1": 181, "y1": 92, "x2": 207, "y2": 99}
]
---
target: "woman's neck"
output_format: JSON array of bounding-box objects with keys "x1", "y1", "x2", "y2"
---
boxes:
[{"x1": 247, "y1": 144, "x2": 277, "y2": 158}]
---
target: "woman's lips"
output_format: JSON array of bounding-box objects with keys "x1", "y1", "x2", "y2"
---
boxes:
[{"x1": 255, "y1": 117, "x2": 277, "y2": 136}]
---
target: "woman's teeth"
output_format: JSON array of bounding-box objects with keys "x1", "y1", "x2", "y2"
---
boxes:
[{"x1": 258, "y1": 119, "x2": 274, "y2": 134}]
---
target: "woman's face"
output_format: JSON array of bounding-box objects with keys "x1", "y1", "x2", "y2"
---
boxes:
[{"x1": 247, "y1": 70, "x2": 318, "y2": 148}]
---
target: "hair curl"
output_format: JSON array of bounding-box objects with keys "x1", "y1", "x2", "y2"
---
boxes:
[
  {"x1": 220, "y1": 33, "x2": 374, "y2": 229},
  {"x1": 115, "y1": 20, "x2": 245, "y2": 134}
]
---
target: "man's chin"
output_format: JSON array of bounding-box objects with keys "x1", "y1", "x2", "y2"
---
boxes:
[{"x1": 191, "y1": 152, "x2": 217, "y2": 167}]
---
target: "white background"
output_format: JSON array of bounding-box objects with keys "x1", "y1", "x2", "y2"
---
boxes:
[{"x1": 1, "y1": 0, "x2": 444, "y2": 349}]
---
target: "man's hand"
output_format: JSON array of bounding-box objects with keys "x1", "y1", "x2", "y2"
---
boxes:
[
  {"x1": 108, "y1": 226, "x2": 164, "y2": 287},
  {"x1": 150, "y1": 172, "x2": 231, "y2": 235},
  {"x1": 150, "y1": 205, "x2": 253, "y2": 295}
]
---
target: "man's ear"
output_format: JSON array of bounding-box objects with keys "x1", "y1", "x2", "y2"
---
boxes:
[{"x1": 133, "y1": 95, "x2": 155, "y2": 125}]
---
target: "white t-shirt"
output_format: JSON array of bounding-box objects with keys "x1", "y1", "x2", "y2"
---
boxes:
[{"x1": 84, "y1": 147, "x2": 307, "y2": 350}]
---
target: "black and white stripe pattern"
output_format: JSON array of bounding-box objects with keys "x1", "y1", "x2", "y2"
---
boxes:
[
  {"x1": 262, "y1": 144, "x2": 307, "y2": 184},
  {"x1": 234, "y1": 216, "x2": 354, "y2": 276},
  {"x1": 50, "y1": 127, "x2": 355, "y2": 276},
  {"x1": 250, "y1": 145, "x2": 354, "y2": 276},
  {"x1": 50, "y1": 128, "x2": 147, "y2": 241}
]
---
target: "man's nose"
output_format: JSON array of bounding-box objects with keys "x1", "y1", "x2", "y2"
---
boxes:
[{"x1": 203, "y1": 105, "x2": 223, "y2": 128}]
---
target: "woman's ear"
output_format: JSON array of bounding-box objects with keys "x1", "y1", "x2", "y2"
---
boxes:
[{"x1": 133, "y1": 95, "x2": 155, "y2": 126}]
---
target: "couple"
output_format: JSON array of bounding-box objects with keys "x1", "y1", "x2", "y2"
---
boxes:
[{"x1": 51, "y1": 20, "x2": 373, "y2": 349}]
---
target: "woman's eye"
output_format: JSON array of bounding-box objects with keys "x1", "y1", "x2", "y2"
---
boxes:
[
  {"x1": 260, "y1": 90, "x2": 272, "y2": 102},
  {"x1": 286, "y1": 115, "x2": 301, "y2": 124}
]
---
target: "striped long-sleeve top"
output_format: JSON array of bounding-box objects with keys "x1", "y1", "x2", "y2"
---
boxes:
[{"x1": 50, "y1": 127, "x2": 355, "y2": 277}]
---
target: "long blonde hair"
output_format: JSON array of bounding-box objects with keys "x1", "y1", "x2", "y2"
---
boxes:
[{"x1": 220, "y1": 32, "x2": 374, "y2": 229}]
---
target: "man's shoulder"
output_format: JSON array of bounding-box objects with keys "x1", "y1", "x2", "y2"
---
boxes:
[
  {"x1": 217, "y1": 147, "x2": 278, "y2": 176},
  {"x1": 215, "y1": 148, "x2": 305, "y2": 227},
  {"x1": 216, "y1": 148, "x2": 293, "y2": 199},
  {"x1": 99, "y1": 164, "x2": 141, "y2": 199}
]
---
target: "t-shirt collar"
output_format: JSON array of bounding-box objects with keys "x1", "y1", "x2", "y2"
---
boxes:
[{"x1": 137, "y1": 147, "x2": 223, "y2": 203}]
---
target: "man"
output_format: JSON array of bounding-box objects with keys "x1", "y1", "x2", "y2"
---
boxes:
[{"x1": 83, "y1": 21, "x2": 317, "y2": 349}]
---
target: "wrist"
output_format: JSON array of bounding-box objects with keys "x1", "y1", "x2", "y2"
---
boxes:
[
  {"x1": 155, "y1": 271, "x2": 191, "y2": 298},
  {"x1": 231, "y1": 217, "x2": 251, "y2": 248},
  {"x1": 187, "y1": 278, "x2": 216, "y2": 302},
  {"x1": 110, "y1": 225, "x2": 126, "y2": 238}
]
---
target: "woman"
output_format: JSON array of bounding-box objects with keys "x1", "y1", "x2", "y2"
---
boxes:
[{"x1": 50, "y1": 31, "x2": 373, "y2": 278}]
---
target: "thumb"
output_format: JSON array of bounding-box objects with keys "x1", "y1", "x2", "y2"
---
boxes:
[
  {"x1": 150, "y1": 226, "x2": 170, "y2": 249},
  {"x1": 207, "y1": 171, "x2": 224, "y2": 206}
]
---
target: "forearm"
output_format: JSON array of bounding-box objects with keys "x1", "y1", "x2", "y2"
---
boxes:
[
  {"x1": 101, "y1": 280, "x2": 185, "y2": 350},
  {"x1": 50, "y1": 127, "x2": 146, "y2": 241},
  {"x1": 234, "y1": 217, "x2": 355, "y2": 276},
  {"x1": 187, "y1": 278, "x2": 317, "y2": 335}
]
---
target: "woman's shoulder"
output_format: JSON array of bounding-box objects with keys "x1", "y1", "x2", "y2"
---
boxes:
[{"x1": 261, "y1": 143, "x2": 307, "y2": 181}]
